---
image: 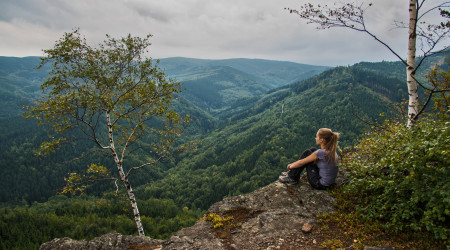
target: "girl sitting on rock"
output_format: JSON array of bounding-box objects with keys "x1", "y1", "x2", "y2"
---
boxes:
[{"x1": 279, "y1": 128, "x2": 339, "y2": 189}]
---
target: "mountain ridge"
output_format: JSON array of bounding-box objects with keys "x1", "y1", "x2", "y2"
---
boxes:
[
  {"x1": 0, "y1": 56, "x2": 329, "y2": 118},
  {"x1": 158, "y1": 56, "x2": 330, "y2": 89}
]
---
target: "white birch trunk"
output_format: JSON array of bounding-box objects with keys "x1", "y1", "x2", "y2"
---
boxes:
[
  {"x1": 121, "y1": 175, "x2": 145, "y2": 237},
  {"x1": 407, "y1": 0, "x2": 419, "y2": 127},
  {"x1": 107, "y1": 112, "x2": 145, "y2": 236}
]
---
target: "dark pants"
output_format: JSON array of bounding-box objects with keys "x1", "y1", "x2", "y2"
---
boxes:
[{"x1": 288, "y1": 147, "x2": 328, "y2": 190}]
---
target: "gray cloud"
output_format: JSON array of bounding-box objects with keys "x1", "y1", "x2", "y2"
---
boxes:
[{"x1": 0, "y1": 0, "x2": 446, "y2": 66}]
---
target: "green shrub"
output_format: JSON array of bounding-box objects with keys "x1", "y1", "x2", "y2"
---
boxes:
[{"x1": 342, "y1": 118, "x2": 449, "y2": 241}]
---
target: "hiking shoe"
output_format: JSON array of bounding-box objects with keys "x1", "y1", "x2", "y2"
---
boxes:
[
  {"x1": 278, "y1": 176, "x2": 298, "y2": 184},
  {"x1": 280, "y1": 171, "x2": 289, "y2": 176}
]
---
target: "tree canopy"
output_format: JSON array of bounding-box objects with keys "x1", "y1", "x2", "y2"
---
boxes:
[{"x1": 26, "y1": 29, "x2": 189, "y2": 236}]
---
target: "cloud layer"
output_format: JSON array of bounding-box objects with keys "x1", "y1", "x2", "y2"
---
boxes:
[{"x1": 0, "y1": 0, "x2": 445, "y2": 66}]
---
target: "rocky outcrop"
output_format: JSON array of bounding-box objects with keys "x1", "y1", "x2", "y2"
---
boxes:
[
  {"x1": 40, "y1": 173, "x2": 347, "y2": 250},
  {"x1": 39, "y1": 233, "x2": 164, "y2": 250},
  {"x1": 163, "y1": 173, "x2": 346, "y2": 250}
]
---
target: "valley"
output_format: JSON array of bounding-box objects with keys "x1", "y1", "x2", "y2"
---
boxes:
[{"x1": 0, "y1": 54, "x2": 446, "y2": 248}]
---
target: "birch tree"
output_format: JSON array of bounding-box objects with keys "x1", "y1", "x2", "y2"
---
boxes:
[
  {"x1": 27, "y1": 29, "x2": 188, "y2": 236},
  {"x1": 287, "y1": 0, "x2": 449, "y2": 126}
]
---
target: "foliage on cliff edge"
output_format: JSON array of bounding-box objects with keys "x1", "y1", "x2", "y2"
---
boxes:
[{"x1": 341, "y1": 116, "x2": 449, "y2": 242}]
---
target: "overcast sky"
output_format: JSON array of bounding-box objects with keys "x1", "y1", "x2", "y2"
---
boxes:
[{"x1": 0, "y1": 0, "x2": 446, "y2": 66}]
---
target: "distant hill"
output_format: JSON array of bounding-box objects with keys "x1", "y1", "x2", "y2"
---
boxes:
[
  {"x1": 175, "y1": 65, "x2": 270, "y2": 111},
  {"x1": 352, "y1": 52, "x2": 449, "y2": 84},
  {"x1": 158, "y1": 57, "x2": 330, "y2": 111},
  {"x1": 158, "y1": 57, "x2": 330, "y2": 89},
  {"x1": 0, "y1": 57, "x2": 48, "y2": 118},
  {"x1": 0, "y1": 56, "x2": 329, "y2": 118}
]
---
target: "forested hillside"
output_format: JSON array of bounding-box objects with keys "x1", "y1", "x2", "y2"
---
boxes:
[
  {"x1": 158, "y1": 57, "x2": 330, "y2": 111},
  {"x1": 0, "y1": 54, "x2": 446, "y2": 249},
  {"x1": 137, "y1": 66, "x2": 407, "y2": 209},
  {"x1": 0, "y1": 56, "x2": 327, "y2": 204},
  {"x1": 0, "y1": 57, "x2": 328, "y2": 118},
  {"x1": 0, "y1": 57, "x2": 49, "y2": 118},
  {"x1": 158, "y1": 57, "x2": 330, "y2": 89}
]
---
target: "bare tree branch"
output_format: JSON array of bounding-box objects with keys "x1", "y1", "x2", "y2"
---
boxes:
[
  {"x1": 350, "y1": 102, "x2": 390, "y2": 132},
  {"x1": 125, "y1": 155, "x2": 164, "y2": 178}
]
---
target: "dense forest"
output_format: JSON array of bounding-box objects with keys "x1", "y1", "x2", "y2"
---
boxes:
[{"x1": 0, "y1": 54, "x2": 447, "y2": 249}]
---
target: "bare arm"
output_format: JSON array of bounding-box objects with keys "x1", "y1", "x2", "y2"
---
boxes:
[{"x1": 287, "y1": 152, "x2": 318, "y2": 170}]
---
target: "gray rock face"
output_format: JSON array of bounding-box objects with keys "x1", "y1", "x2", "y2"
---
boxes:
[
  {"x1": 162, "y1": 220, "x2": 224, "y2": 250},
  {"x1": 40, "y1": 173, "x2": 348, "y2": 250},
  {"x1": 163, "y1": 175, "x2": 343, "y2": 249},
  {"x1": 40, "y1": 233, "x2": 164, "y2": 250}
]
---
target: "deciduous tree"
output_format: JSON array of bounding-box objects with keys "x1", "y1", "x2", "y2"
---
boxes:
[
  {"x1": 287, "y1": 0, "x2": 449, "y2": 126},
  {"x1": 27, "y1": 29, "x2": 188, "y2": 236}
]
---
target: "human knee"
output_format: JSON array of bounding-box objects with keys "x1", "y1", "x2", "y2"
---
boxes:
[{"x1": 299, "y1": 147, "x2": 317, "y2": 159}]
